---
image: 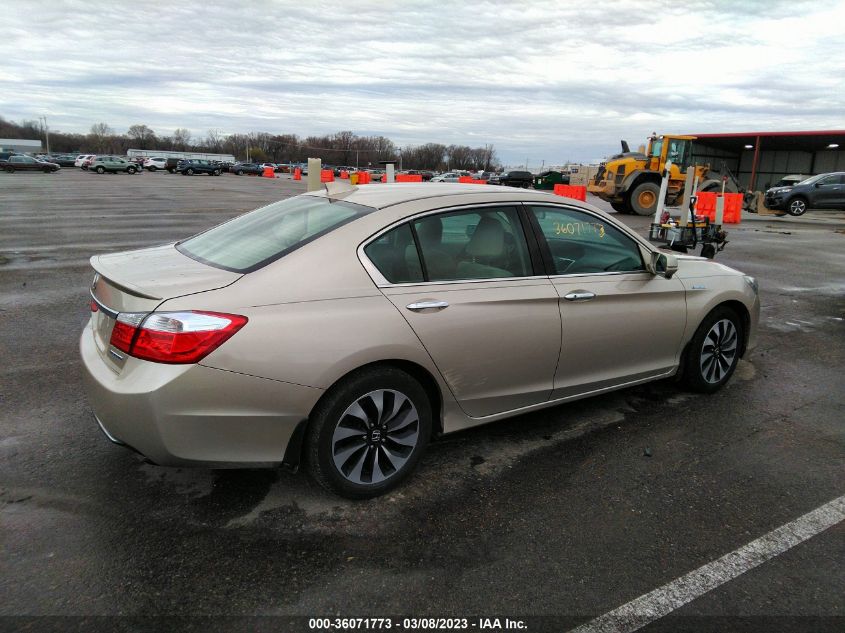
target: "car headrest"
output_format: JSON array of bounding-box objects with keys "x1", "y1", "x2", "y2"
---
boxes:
[{"x1": 465, "y1": 216, "x2": 505, "y2": 258}]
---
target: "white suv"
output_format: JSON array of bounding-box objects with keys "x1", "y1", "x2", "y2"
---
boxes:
[
  {"x1": 74, "y1": 154, "x2": 95, "y2": 168},
  {"x1": 143, "y1": 157, "x2": 167, "y2": 171}
]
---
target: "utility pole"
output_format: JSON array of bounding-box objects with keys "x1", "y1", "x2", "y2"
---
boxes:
[{"x1": 40, "y1": 116, "x2": 51, "y2": 154}]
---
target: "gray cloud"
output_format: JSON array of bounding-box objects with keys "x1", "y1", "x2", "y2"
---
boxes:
[{"x1": 1, "y1": 0, "x2": 843, "y2": 164}]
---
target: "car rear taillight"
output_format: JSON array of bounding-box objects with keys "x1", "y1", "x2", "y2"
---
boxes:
[{"x1": 108, "y1": 311, "x2": 247, "y2": 364}]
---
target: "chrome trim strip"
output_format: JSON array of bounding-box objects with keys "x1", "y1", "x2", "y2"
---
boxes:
[
  {"x1": 357, "y1": 199, "x2": 659, "y2": 289},
  {"x1": 89, "y1": 289, "x2": 119, "y2": 319},
  {"x1": 94, "y1": 413, "x2": 125, "y2": 446},
  {"x1": 357, "y1": 201, "x2": 549, "y2": 288},
  {"x1": 467, "y1": 368, "x2": 676, "y2": 422}
]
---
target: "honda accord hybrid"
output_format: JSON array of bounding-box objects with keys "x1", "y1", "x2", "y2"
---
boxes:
[{"x1": 81, "y1": 183, "x2": 759, "y2": 498}]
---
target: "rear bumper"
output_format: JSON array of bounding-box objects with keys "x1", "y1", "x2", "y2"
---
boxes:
[{"x1": 80, "y1": 328, "x2": 323, "y2": 467}]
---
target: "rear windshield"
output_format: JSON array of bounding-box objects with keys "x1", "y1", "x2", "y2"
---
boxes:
[{"x1": 176, "y1": 195, "x2": 374, "y2": 273}]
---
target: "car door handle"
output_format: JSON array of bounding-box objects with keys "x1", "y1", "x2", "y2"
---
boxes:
[
  {"x1": 563, "y1": 291, "x2": 596, "y2": 302},
  {"x1": 406, "y1": 300, "x2": 449, "y2": 311}
]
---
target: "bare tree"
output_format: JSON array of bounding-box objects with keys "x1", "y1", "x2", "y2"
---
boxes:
[
  {"x1": 173, "y1": 128, "x2": 191, "y2": 150},
  {"x1": 126, "y1": 124, "x2": 156, "y2": 149},
  {"x1": 90, "y1": 122, "x2": 113, "y2": 137}
]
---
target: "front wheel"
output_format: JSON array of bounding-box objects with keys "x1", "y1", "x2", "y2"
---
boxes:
[
  {"x1": 629, "y1": 182, "x2": 661, "y2": 216},
  {"x1": 127, "y1": 167, "x2": 136, "y2": 174},
  {"x1": 787, "y1": 197, "x2": 807, "y2": 216},
  {"x1": 610, "y1": 201, "x2": 629, "y2": 214},
  {"x1": 306, "y1": 367, "x2": 432, "y2": 499},
  {"x1": 4, "y1": 166, "x2": 14, "y2": 173},
  {"x1": 148, "y1": 166, "x2": 157, "y2": 172},
  {"x1": 681, "y1": 306, "x2": 743, "y2": 393},
  {"x1": 186, "y1": 168, "x2": 194, "y2": 175},
  {"x1": 213, "y1": 169, "x2": 221, "y2": 176}
]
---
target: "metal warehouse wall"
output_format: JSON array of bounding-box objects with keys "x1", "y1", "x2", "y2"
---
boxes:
[{"x1": 691, "y1": 143, "x2": 844, "y2": 190}]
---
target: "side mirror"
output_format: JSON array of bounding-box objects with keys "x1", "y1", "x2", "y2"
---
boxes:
[{"x1": 647, "y1": 251, "x2": 679, "y2": 279}]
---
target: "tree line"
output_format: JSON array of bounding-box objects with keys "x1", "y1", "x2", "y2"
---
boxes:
[{"x1": 0, "y1": 117, "x2": 501, "y2": 171}]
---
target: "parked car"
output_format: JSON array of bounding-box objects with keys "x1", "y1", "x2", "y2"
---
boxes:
[
  {"x1": 143, "y1": 157, "x2": 167, "y2": 171},
  {"x1": 82, "y1": 183, "x2": 760, "y2": 498},
  {"x1": 430, "y1": 172, "x2": 461, "y2": 183},
  {"x1": 176, "y1": 159, "x2": 222, "y2": 176},
  {"x1": 533, "y1": 170, "x2": 570, "y2": 190},
  {"x1": 89, "y1": 156, "x2": 139, "y2": 174},
  {"x1": 50, "y1": 154, "x2": 79, "y2": 167},
  {"x1": 764, "y1": 172, "x2": 845, "y2": 216},
  {"x1": 493, "y1": 170, "x2": 534, "y2": 188},
  {"x1": 1, "y1": 154, "x2": 60, "y2": 173},
  {"x1": 81, "y1": 156, "x2": 97, "y2": 170},
  {"x1": 230, "y1": 162, "x2": 263, "y2": 176},
  {"x1": 75, "y1": 154, "x2": 96, "y2": 168},
  {"x1": 768, "y1": 174, "x2": 807, "y2": 189}
]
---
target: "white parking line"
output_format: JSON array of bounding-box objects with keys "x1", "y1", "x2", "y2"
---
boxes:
[{"x1": 570, "y1": 494, "x2": 845, "y2": 633}]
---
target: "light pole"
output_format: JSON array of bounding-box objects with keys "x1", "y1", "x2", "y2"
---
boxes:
[{"x1": 39, "y1": 116, "x2": 51, "y2": 154}]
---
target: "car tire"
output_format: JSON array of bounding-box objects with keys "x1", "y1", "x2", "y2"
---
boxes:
[
  {"x1": 629, "y1": 181, "x2": 661, "y2": 216},
  {"x1": 43, "y1": 167, "x2": 52, "y2": 173},
  {"x1": 610, "y1": 201, "x2": 629, "y2": 214},
  {"x1": 5, "y1": 166, "x2": 14, "y2": 173},
  {"x1": 186, "y1": 168, "x2": 194, "y2": 175},
  {"x1": 95, "y1": 166, "x2": 105, "y2": 174},
  {"x1": 787, "y1": 197, "x2": 808, "y2": 216},
  {"x1": 148, "y1": 166, "x2": 157, "y2": 172},
  {"x1": 306, "y1": 366, "x2": 432, "y2": 499},
  {"x1": 127, "y1": 167, "x2": 136, "y2": 174},
  {"x1": 213, "y1": 169, "x2": 221, "y2": 176},
  {"x1": 236, "y1": 170, "x2": 243, "y2": 175},
  {"x1": 680, "y1": 306, "x2": 744, "y2": 394}
]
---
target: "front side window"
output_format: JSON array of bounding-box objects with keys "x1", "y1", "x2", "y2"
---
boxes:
[
  {"x1": 528, "y1": 206, "x2": 645, "y2": 274},
  {"x1": 412, "y1": 206, "x2": 532, "y2": 281},
  {"x1": 178, "y1": 196, "x2": 374, "y2": 273}
]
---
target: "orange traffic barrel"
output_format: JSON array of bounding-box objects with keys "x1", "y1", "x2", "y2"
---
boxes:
[{"x1": 293, "y1": 167, "x2": 301, "y2": 180}]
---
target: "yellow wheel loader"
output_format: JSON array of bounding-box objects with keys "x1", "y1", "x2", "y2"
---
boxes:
[{"x1": 588, "y1": 134, "x2": 737, "y2": 216}]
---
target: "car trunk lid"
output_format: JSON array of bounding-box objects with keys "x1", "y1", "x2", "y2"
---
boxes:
[{"x1": 88, "y1": 243, "x2": 242, "y2": 369}]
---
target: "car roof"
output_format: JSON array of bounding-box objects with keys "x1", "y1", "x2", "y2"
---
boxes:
[{"x1": 307, "y1": 182, "x2": 589, "y2": 211}]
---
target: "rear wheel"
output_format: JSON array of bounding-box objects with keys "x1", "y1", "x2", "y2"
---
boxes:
[
  {"x1": 148, "y1": 166, "x2": 157, "y2": 172},
  {"x1": 186, "y1": 168, "x2": 194, "y2": 175},
  {"x1": 95, "y1": 166, "x2": 105, "y2": 174},
  {"x1": 787, "y1": 197, "x2": 808, "y2": 216},
  {"x1": 213, "y1": 169, "x2": 221, "y2": 176},
  {"x1": 681, "y1": 306, "x2": 743, "y2": 393},
  {"x1": 610, "y1": 201, "x2": 629, "y2": 214},
  {"x1": 629, "y1": 182, "x2": 660, "y2": 216},
  {"x1": 306, "y1": 367, "x2": 432, "y2": 499},
  {"x1": 127, "y1": 166, "x2": 136, "y2": 174},
  {"x1": 5, "y1": 166, "x2": 14, "y2": 173},
  {"x1": 236, "y1": 170, "x2": 243, "y2": 175}
]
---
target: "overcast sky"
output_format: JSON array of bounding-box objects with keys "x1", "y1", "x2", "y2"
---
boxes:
[{"x1": 1, "y1": 0, "x2": 843, "y2": 165}]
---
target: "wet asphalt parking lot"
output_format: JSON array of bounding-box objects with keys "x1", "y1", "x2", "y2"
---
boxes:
[{"x1": 1, "y1": 169, "x2": 843, "y2": 632}]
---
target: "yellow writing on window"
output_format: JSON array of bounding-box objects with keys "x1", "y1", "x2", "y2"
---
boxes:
[{"x1": 553, "y1": 221, "x2": 605, "y2": 238}]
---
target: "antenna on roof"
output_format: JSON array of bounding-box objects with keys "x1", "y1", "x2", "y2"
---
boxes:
[{"x1": 324, "y1": 180, "x2": 358, "y2": 198}]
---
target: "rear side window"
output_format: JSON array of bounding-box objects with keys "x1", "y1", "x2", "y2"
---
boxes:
[
  {"x1": 177, "y1": 196, "x2": 374, "y2": 273},
  {"x1": 415, "y1": 206, "x2": 532, "y2": 281},
  {"x1": 363, "y1": 224, "x2": 424, "y2": 284}
]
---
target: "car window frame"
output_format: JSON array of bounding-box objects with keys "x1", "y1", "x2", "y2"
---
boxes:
[
  {"x1": 522, "y1": 202, "x2": 650, "y2": 278},
  {"x1": 358, "y1": 201, "x2": 547, "y2": 287}
]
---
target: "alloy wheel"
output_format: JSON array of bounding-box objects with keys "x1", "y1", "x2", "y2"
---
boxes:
[
  {"x1": 789, "y1": 199, "x2": 806, "y2": 215},
  {"x1": 700, "y1": 319, "x2": 738, "y2": 384},
  {"x1": 331, "y1": 389, "x2": 420, "y2": 485}
]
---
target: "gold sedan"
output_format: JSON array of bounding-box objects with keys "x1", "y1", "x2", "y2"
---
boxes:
[{"x1": 81, "y1": 184, "x2": 759, "y2": 498}]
